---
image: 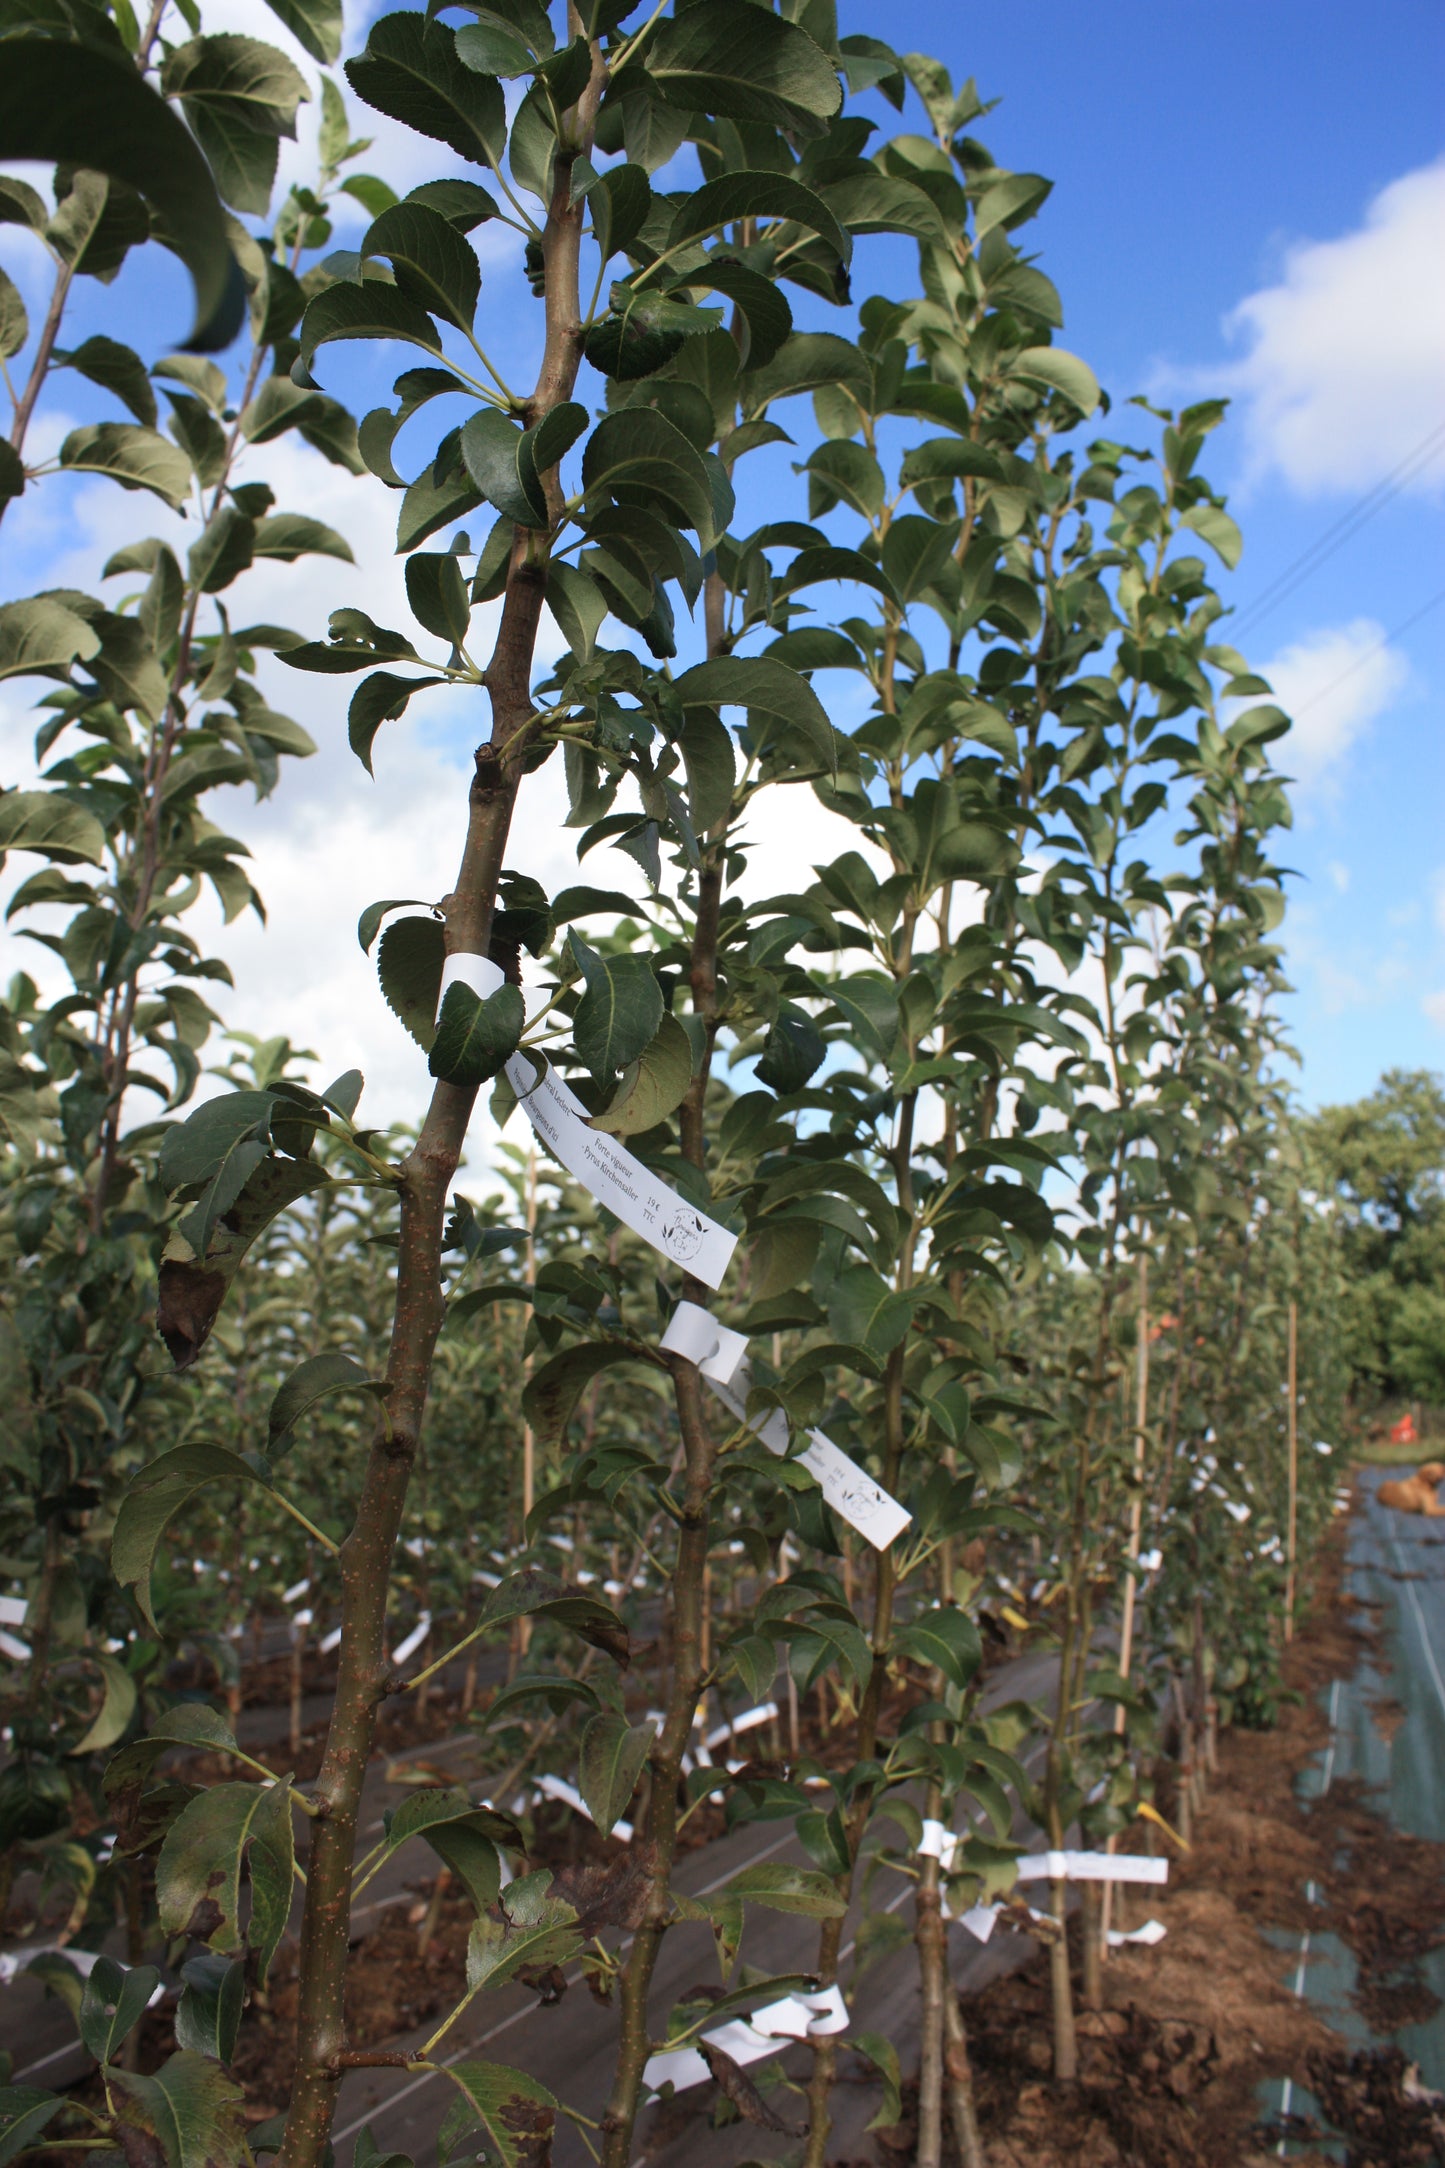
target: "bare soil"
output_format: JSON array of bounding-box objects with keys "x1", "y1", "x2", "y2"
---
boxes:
[{"x1": 885, "y1": 1500, "x2": 1445, "y2": 2166}]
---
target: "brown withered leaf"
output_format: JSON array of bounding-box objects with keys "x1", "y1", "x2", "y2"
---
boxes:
[
  {"x1": 699, "y1": 2041, "x2": 804, "y2": 2135},
  {"x1": 552, "y1": 1844, "x2": 654, "y2": 1938},
  {"x1": 156, "y1": 1259, "x2": 226, "y2": 1368}
]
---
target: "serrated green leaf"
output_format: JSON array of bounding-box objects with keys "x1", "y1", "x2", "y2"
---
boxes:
[
  {"x1": 0, "y1": 597, "x2": 102, "y2": 682},
  {"x1": 79, "y1": 1957, "x2": 161, "y2": 2065},
  {"x1": 578, "y1": 1711, "x2": 653, "y2": 1837},
  {"x1": 569, "y1": 934, "x2": 663, "y2": 1079},
  {"x1": 437, "y1": 2061, "x2": 557, "y2": 2168},
  {"x1": 156, "y1": 1777, "x2": 294, "y2": 1981},
  {"x1": 59, "y1": 422, "x2": 193, "y2": 507},
  {"x1": 71, "y1": 1653, "x2": 138, "y2": 1756},
  {"x1": 363, "y1": 200, "x2": 481, "y2": 331},
  {"x1": 268, "y1": 1350, "x2": 383, "y2": 1451},
  {"x1": 174, "y1": 1954, "x2": 245, "y2": 2064},
  {"x1": 378, "y1": 913, "x2": 444, "y2": 1050},
  {"x1": 346, "y1": 15, "x2": 507, "y2": 169},
  {"x1": 648, "y1": 3, "x2": 841, "y2": 132},
  {"x1": 0, "y1": 790, "x2": 106, "y2": 866},
  {"x1": 590, "y1": 1011, "x2": 693, "y2": 1137},
  {"x1": 429, "y1": 980, "x2": 525, "y2": 1087},
  {"x1": 113, "y1": 2051, "x2": 246, "y2": 2168},
  {"x1": 895, "y1": 1606, "x2": 981, "y2": 1689}
]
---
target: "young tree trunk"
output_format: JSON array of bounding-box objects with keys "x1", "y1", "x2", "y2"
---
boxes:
[
  {"x1": 942, "y1": 1988, "x2": 986, "y2": 2168},
  {"x1": 273, "y1": 72, "x2": 603, "y2": 2167}
]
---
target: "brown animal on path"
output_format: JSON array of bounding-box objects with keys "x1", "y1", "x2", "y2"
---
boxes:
[{"x1": 1378, "y1": 1461, "x2": 1445, "y2": 1516}]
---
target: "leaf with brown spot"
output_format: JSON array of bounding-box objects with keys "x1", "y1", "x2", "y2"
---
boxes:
[
  {"x1": 437, "y1": 2059, "x2": 557, "y2": 2168},
  {"x1": 113, "y1": 2051, "x2": 246, "y2": 2168},
  {"x1": 698, "y1": 2042, "x2": 804, "y2": 2134},
  {"x1": 155, "y1": 1778, "x2": 294, "y2": 1983},
  {"x1": 551, "y1": 1845, "x2": 654, "y2": 1938}
]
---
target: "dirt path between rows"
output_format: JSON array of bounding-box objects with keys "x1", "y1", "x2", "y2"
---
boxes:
[{"x1": 901, "y1": 1495, "x2": 1445, "y2": 2167}]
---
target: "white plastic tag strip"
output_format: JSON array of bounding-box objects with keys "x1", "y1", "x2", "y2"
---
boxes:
[
  {"x1": 390, "y1": 1610, "x2": 432, "y2": 1667},
  {"x1": 660, "y1": 1300, "x2": 911, "y2": 1551},
  {"x1": 1014, "y1": 1850, "x2": 1169, "y2": 1886},
  {"x1": 643, "y1": 1982, "x2": 848, "y2": 2097},
  {"x1": 1107, "y1": 1918, "x2": 1167, "y2": 1946},
  {"x1": 439, "y1": 954, "x2": 737, "y2": 1290}
]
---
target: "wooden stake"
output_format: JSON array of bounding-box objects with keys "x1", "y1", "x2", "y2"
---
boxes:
[
  {"x1": 1102, "y1": 1255, "x2": 1149, "y2": 1955},
  {"x1": 518, "y1": 1146, "x2": 538, "y2": 1659},
  {"x1": 1284, "y1": 1299, "x2": 1298, "y2": 1642}
]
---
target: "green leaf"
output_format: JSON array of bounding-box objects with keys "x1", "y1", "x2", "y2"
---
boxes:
[
  {"x1": 174, "y1": 1954, "x2": 245, "y2": 2065},
  {"x1": 268, "y1": 1351, "x2": 383, "y2": 1451},
  {"x1": 363, "y1": 200, "x2": 481, "y2": 332},
  {"x1": 0, "y1": 268, "x2": 27, "y2": 361},
  {"x1": 0, "y1": 2090, "x2": 65, "y2": 2167},
  {"x1": 721, "y1": 1862, "x2": 846, "y2": 1916},
  {"x1": 0, "y1": 790, "x2": 106, "y2": 866},
  {"x1": 0, "y1": 597, "x2": 102, "y2": 682},
  {"x1": 349, "y1": 672, "x2": 445, "y2": 773},
  {"x1": 251, "y1": 513, "x2": 354, "y2": 563},
  {"x1": 0, "y1": 46, "x2": 243, "y2": 349},
  {"x1": 160, "y1": 36, "x2": 310, "y2": 216},
  {"x1": 522, "y1": 1343, "x2": 651, "y2": 1455},
  {"x1": 301, "y1": 279, "x2": 448, "y2": 375},
  {"x1": 685, "y1": 261, "x2": 792, "y2": 372},
  {"x1": 851, "y1": 2031, "x2": 902, "y2": 2132},
  {"x1": 156, "y1": 1779, "x2": 294, "y2": 1981},
  {"x1": 570, "y1": 934, "x2": 663, "y2": 1079},
  {"x1": 673, "y1": 654, "x2": 835, "y2": 771},
  {"x1": 79, "y1": 1956, "x2": 162, "y2": 2065},
  {"x1": 1181, "y1": 501, "x2": 1243, "y2": 570},
  {"x1": 438, "y1": 2061, "x2": 558, "y2": 2168},
  {"x1": 827, "y1": 1264, "x2": 913, "y2": 1357},
  {"x1": 112, "y1": 1442, "x2": 268, "y2": 1633},
  {"x1": 429, "y1": 980, "x2": 525, "y2": 1087},
  {"x1": 459, "y1": 410, "x2": 546, "y2": 527},
  {"x1": 668, "y1": 171, "x2": 848, "y2": 265},
  {"x1": 756, "y1": 1006, "x2": 825, "y2": 1095},
  {"x1": 577, "y1": 1712, "x2": 653, "y2": 1838},
  {"x1": 382, "y1": 1789, "x2": 516, "y2": 1914},
  {"x1": 465, "y1": 1872, "x2": 582, "y2": 1993},
  {"x1": 742, "y1": 330, "x2": 871, "y2": 416},
  {"x1": 262, "y1": 0, "x2": 340, "y2": 64},
  {"x1": 59, "y1": 422, "x2": 193, "y2": 508},
  {"x1": 895, "y1": 1606, "x2": 981, "y2": 1689},
  {"x1": 71, "y1": 1653, "x2": 138, "y2": 1755},
  {"x1": 378, "y1": 913, "x2": 445, "y2": 1050},
  {"x1": 545, "y1": 560, "x2": 607, "y2": 664},
  {"x1": 158, "y1": 1089, "x2": 275, "y2": 1188},
  {"x1": 346, "y1": 15, "x2": 507, "y2": 169},
  {"x1": 113, "y1": 2052, "x2": 246, "y2": 2168},
  {"x1": 1009, "y1": 345, "x2": 1100, "y2": 415},
  {"x1": 405, "y1": 551, "x2": 471, "y2": 643},
  {"x1": 581, "y1": 407, "x2": 719, "y2": 547},
  {"x1": 590, "y1": 1010, "x2": 693, "y2": 1137},
  {"x1": 647, "y1": 4, "x2": 841, "y2": 132},
  {"x1": 679, "y1": 707, "x2": 736, "y2": 834},
  {"x1": 188, "y1": 506, "x2": 254, "y2": 594}
]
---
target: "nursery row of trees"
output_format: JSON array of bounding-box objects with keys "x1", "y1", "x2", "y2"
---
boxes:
[{"x1": 0, "y1": 3, "x2": 1360, "y2": 2165}]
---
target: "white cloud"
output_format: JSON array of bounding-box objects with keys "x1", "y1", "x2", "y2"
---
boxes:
[
  {"x1": 1257, "y1": 618, "x2": 1409, "y2": 790},
  {"x1": 1424, "y1": 990, "x2": 1445, "y2": 1029},
  {"x1": 1223, "y1": 158, "x2": 1445, "y2": 496},
  {"x1": 1432, "y1": 869, "x2": 1445, "y2": 934},
  {"x1": 1326, "y1": 860, "x2": 1350, "y2": 893}
]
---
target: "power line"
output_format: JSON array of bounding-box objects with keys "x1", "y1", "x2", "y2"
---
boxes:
[
  {"x1": 1230, "y1": 417, "x2": 1445, "y2": 640},
  {"x1": 1287, "y1": 583, "x2": 1445, "y2": 719}
]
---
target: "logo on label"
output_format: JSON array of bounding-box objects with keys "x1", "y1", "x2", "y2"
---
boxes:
[{"x1": 661, "y1": 1208, "x2": 705, "y2": 1263}]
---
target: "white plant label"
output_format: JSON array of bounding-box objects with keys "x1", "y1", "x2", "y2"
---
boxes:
[
  {"x1": 1014, "y1": 1850, "x2": 1169, "y2": 1886},
  {"x1": 438, "y1": 954, "x2": 737, "y2": 1289},
  {"x1": 660, "y1": 1300, "x2": 911, "y2": 1550},
  {"x1": 643, "y1": 1982, "x2": 848, "y2": 2096}
]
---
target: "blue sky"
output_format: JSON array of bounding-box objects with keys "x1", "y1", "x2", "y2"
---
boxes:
[{"x1": 1, "y1": 0, "x2": 1441, "y2": 1126}]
